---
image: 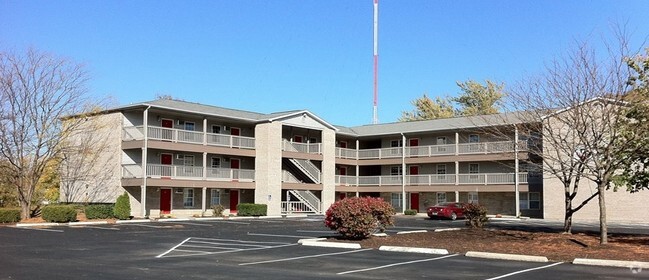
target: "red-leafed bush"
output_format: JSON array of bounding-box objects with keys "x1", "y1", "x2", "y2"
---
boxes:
[{"x1": 324, "y1": 197, "x2": 395, "y2": 239}]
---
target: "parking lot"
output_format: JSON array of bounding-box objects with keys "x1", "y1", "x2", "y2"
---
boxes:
[{"x1": 0, "y1": 217, "x2": 645, "y2": 279}]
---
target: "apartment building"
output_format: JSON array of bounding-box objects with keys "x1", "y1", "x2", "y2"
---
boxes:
[{"x1": 66, "y1": 99, "x2": 649, "y2": 222}]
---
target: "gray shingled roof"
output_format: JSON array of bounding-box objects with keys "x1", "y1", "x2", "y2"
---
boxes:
[{"x1": 112, "y1": 99, "x2": 535, "y2": 137}]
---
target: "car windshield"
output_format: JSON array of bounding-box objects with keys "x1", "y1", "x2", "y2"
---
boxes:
[{"x1": 435, "y1": 202, "x2": 452, "y2": 207}]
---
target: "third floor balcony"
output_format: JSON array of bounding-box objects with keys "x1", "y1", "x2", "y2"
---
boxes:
[
  {"x1": 335, "y1": 140, "x2": 528, "y2": 160},
  {"x1": 123, "y1": 125, "x2": 255, "y2": 149}
]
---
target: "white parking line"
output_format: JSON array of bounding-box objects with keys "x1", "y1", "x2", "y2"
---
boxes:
[
  {"x1": 296, "y1": 230, "x2": 336, "y2": 234},
  {"x1": 156, "y1": 238, "x2": 191, "y2": 258},
  {"x1": 484, "y1": 262, "x2": 564, "y2": 280},
  {"x1": 337, "y1": 254, "x2": 459, "y2": 275},
  {"x1": 168, "y1": 222, "x2": 213, "y2": 227},
  {"x1": 14, "y1": 227, "x2": 64, "y2": 233},
  {"x1": 128, "y1": 224, "x2": 172, "y2": 229},
  {"x1": 239, "y1": 248, "x2": 373, "y2": 266},
  {"x1": 210, "y1": 221, "x2": 250, "y2": 225},
  {"x1": 69, "y1": 225, "x2": 119, "y2": 231},
  {"x1": 247, "y1": 232, "x2": 316, "y2": 239}
]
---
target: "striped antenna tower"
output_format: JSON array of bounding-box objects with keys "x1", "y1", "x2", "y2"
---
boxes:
[{"x1": 372, "y1": 0, "x2": 379, "y2": 124}]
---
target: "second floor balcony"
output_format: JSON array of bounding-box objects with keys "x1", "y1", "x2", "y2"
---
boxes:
[
  {"x1": 335, "y1": 172, "x2": 528, "y2": 187},
  {"x1": 122, "y1": 164, "x2": 255, "y2": 182},
  {"x1": 123, "y1": 126, "x2": 255, "y2": 149},
  {"x1": 335, "y1": 141, "x2": 528, "y2": 160}
]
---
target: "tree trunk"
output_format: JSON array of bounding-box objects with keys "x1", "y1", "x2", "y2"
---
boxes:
[
  {"x1": 564, "y1": 200, "x2": 573, "y2": 234},
  {"x1": 20, "y1": 201, "x2": 31, "y2": 220},
  {"x1": 598, "y1": 183, "x2": 608, "y2": 245}
]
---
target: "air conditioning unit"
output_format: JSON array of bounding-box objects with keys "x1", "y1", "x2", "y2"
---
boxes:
[{"x1": 176, "y1": 154, "x2": 184, "y2": 160}]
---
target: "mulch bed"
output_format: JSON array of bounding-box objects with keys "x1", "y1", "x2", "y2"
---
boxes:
[{"x1": 333, "y1": 228, "x2": 649, "y2": 262}]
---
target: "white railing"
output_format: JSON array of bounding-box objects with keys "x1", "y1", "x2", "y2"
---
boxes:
[
  {"x1": 289, "y1": 158, "x2": 321, "y2": 183},
  {"x1": 282, "y1": 170, "x2": 302, "y2": 183},
  {"x1": 282, "y1": 140, "x2": 321, "y2": 154},
  {"x1": 335, "y1": 173, "x2": 528, "y2": 186},
  {"x1": 281, "y1": 201, "x2": 317, "y2": 213},
  {"x1": 289, "y1": 190, "x2": 321, "y2": 213},
  {"x1": 121, "y1": 126, "x2": 255, "y2": 149},
  {"x1": 335, "y1": 175, "x2": 358, "y2": 186},
  {"x1": 335, "y1": 141, "x2": 528, "y2": 159},
  {"x1": 123, "y1": 164, "x2": 254, "y2": 181},
  {"x1": 335, "y1": 148, "x2": 357, "y2": 159}
]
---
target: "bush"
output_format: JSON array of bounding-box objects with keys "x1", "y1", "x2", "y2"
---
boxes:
[
  {"x1": 237, "y1": 203, "x2": 267, "y2": 216},
  {"x1": 404, "y1": 209, "x2": 418, "y2": 215},
  {"x1": 42, "y1": 205, "x2": 77, "y2": 223},
  {"x1": 463, "y1": 203, "x2": 488, "y2": 228},
  {"x1": 325, "y1": 197, "x2": 395, "y2": 239},
  {"x1": 211, "y1": 204, "x2": 225, "y2": 217},
  {"x1": 85, "y1": 204, "x2": 114, "y2": 219},
  {"x1": 113, "y1": 192, "x2": 131, "y2": 220},
  {"x1": 0, "y1": 208, "x2": 21, "y2": 223}
]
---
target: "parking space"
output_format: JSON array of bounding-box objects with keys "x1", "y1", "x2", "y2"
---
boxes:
[{"x1": 0, "y1": 217, "x2": 645, "y2": 279}]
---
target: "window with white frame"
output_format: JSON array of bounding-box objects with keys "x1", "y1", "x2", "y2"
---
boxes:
[
  {"x1": 183, "y1": 155, "x2": 195, "y2": 166},
  {"x1": 211, "y1": 189, "x2": 220, "y2": 206},
  {"x1": 390, "y1": 166, "x2": 403, "y2": 176},
  {"x1": 436, "y1": 164, "x2": 447, "y2": 182},
  {"x1": 211, "y1": 157, "x2": 221, "y2": 168},
  {"x1": 212, "y1": 125, "x2": 221, "y2": 134},
  {"x1": 436, "y1": 192, "x2": 447, "y2": 204},
  {"x1": 469, "y1": 134, "x2": 480, "y2": 143},
  {"x1": 390, "y1": 139, "x2": 403, "y2": 147},
  {"x1": 437, "y1": 136, "x2": 447, "y2": 152},
  {"x1": 391, "y1": 193, "x2": 402, "y2": 209},
  {"x1": 184, "y1": 121, "x2": 195, "y2": 131},
  {"x1": 468, "y1": 192, "x2": 479, "y2": 204},
  {"x1": 520, "y1": 192, "x2": 540, "y2": 210},
  {"x1": 183, "y1": 188, "x2": 194, "y2": 207},
  {"x1": 469, "y1": 163, "x2": 479, "y2": 173}
]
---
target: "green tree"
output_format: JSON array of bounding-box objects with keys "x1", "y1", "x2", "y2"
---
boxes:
[
  {"x1": 453, "y1": 80, "x2": 504, "y2": 116},
  {"x1": 399, "y1": 94, "x2": 454, "y2": 121},
  {"x1": 400, "y1": 80, "x2": 504, "y2": 122}
]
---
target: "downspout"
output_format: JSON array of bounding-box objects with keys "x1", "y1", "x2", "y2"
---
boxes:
[
  {"x1": 514, "y1": 125, "x2": 520, "y2": 218},
  {"x1": 141, "y1": 106, "x2": 151, "y2": 218},
  {"x1": 401, "y1": 133, "x2": 406, "y2": 214}
]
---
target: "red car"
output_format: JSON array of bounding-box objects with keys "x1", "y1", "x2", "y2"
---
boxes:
[{"x1": 427, "y1": 202, "x2": 466, "y2": 220}]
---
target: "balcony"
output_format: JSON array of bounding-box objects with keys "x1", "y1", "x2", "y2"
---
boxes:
[
  {"x1": 282, "y1": 140, "x2": 321, "y2": 154},
  {"x1": 335, "y1": 141, "x2": 527, "y2": 160},
  {"x1": 335, "y1": 172, "x2": 528, "y2": 187},
  {"x1": 122, "y1": 164, "x2": 255, "y2": 182},
  {"x1": 122, "y1": 125, "x2": 255, "y2": 149}
]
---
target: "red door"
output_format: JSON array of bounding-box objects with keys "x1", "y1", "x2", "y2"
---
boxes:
[
  {"x1": 161, "y1": 154, "x2": 172, "y2": 165},
  {"x1": 409, "y1": 138, "x2": 419, "y2": 147},
  {"x1": 339, "y1": 141, "x2": 348, "y2": 148},
  {"x1": 230, "y1": 127, "x2": 240, "y2": 136},
  {"x1": 294, "y1": 135, "x2": 303, "y2": 143},
  {"x1": 229, "y1": 190, "x2": 239, "y2": 213},
  {"x1": 160, "y1": 153, "x2": 173, "y2": 177},
  {"x1": 339, "y1": 167, "x2": 347, "y2": 176},
  {"x1": 230, "y1": 159, "x2": 240, "y2": 181},
  {"x1": 409, "y1": 165, "x2": 419, "y2": 175},
  {"x1": 161, "y1": 119, "x2": 173, "y2": 128},
  {"x1": 160, "y1": 189, "x2": 172, "y2": 214},
  {"x1": 339, "y1": 192, "x2": 347, "y2": 200},
  {"x1": 410, "y1": 193, "x2": 420, "y2": 212}
]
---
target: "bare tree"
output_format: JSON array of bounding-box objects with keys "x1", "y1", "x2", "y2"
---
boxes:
[
  {"x1": 0, "y1": 48, "x2": 99, "y2": 219},
  {"x1": 501, "y1": 33, "x2": 642, "y2": 244}
]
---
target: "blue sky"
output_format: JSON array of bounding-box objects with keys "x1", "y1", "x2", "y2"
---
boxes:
[{"x1": 2, "y1": 1, "x2": 648, "y2": 127}]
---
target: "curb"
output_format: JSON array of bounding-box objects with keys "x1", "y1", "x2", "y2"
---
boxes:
[
  {"x1": 396, "y1": 230, "x2": 427, "y2": 235},
  {"x1": 573, "y1": 258, "x2": 649, "y2": 269},
  {"x1": 300, "y1": 241, "x2": 361, "y2": 249},
  {"x1": 379, "y1": 246, "x2": 448, "y2": 255},
  {"x1": 434, "y1": 228, "x2": 461, "y2": 232},
  {"x1": 68, "y1": 221, "x2": 109, "y2": 226},
  {"x1": 465, "y1": 251, "x2": 549, "y2": 262},
  {"x1": 297, "y1": 238, "x2": 327, "y2": 244},
  {"x1": 115, "y1": 219, "x2": 151, "y2": 224},
  {"x1": 15, "y1": 222, "x2": 59, "y2": 227}
]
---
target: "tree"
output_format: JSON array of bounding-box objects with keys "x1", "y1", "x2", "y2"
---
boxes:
[
  {"x1": 0, "y1": 49, "x2": 98, "y2": 219},
  {"x1": 399, "y1": 94, "x2": 454, "y2": 121},
  {"x1": 501, "y1": 34, "x2": 641, "y2": 244},
  {"x1": 453, "y1": 80, "x2": 504, "y2": 116},
  {"x1": 614, "y1": 48, "x2": 649, "y2": 192},
  {"x1": 400, "y1": 80, "x2": 504, "y2": 121}
]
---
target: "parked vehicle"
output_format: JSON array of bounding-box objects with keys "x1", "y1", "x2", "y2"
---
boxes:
[{"x1": 427, "y1": 202, "x2": 466, "y2": 220}]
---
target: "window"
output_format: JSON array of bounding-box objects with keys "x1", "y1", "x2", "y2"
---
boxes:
[
  {"x1": 390, "y1": 166, "x2": 403, "y2": 176},
  {"x1": 183, "y1": 188, "x2": 194, "y2": 207},
  {"x1": 390, "y1": 139, "x2": 402, "y2": 147},
  {"x1": 436, "y1": 164, "x2": 447, "y2": 174},
  {"x1": 211, "y1": 189, "x2": 220, "y2": 206},
  {"x1": 436, "y1": 192, "x2": 447, "y2": 204},
  {"x1": 212, "y1": 125, "x2": 221, "y2": 134},
  {"x1": 211, "y1": 157, "x2": 221, "y2": 168},
  {"x1": 437, "y1": 136, "x2": 448, "y2": 152},
  {"x1": 469, "y1": 163, "x2": 479, "y2": 174},
  {"x1": 184, "y1": 121, "x2": 195, "y2": 131},
  {"x1": 391, "y1": 193, "x2": 402, "y2": 211},
  {"x1": 309, "y1": 137, "x2": 317, "y2": 143},
  {"x1": 520, "y1": 192, "x2": 541, "y2": 210},
  {"x1": 469, "y1": 134, "x2": 480, "y2": 143},
  {"x1": 183, "y1": 155, "x2": 195, "y2": 166},
  {"x1": 468, "y1": 192, "x2": 479, "y2": 204}
]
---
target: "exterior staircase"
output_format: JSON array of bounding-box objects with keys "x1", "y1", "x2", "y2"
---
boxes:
[
  {"x1": 287, "y1": 158, "x2": 321, "y2": 184},
  {"x1": 287, "y1": 190, "x2": 321, "y2": 213}
]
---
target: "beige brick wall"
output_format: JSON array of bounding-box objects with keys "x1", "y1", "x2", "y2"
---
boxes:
[
  {"x1": 543, "y1": 175, "x2": 649, "y2": 223},
  {"x1": 321, "y1": 129, "x2": 337, "y2": 212},
  {"x1": 254, "y1": 122, "x2": 283, "y2": 216}
]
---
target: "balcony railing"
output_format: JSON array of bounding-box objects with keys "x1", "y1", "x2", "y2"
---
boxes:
[
  {"x1": 335, "y1": 172, "x2": 528, "y2": 186},
  {"x1": 122, "y1": 164, "x2": 254, "y2": 182},
  {"x1": 122, "y1": 126, "x2": 255, "y2": 149},
  {"x1": 282, "y1": 140, "x2": 321, "y2": 154},
  {"x1": 335, "y1": 141, "x2": 528, "y2": 160}
]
